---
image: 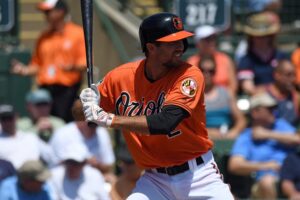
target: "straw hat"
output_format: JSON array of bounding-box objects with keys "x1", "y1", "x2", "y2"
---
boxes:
[{"x1": 243, "y1": 11, "x2": 280, "y2": 36}]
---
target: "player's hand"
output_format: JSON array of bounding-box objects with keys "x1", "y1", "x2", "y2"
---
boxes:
[
  {"x1": 82, "y1": 102, "x2": 114, "y2": 127},
  {"x1": 80, "y1": 84, "x2": 100, "y2": 105}
]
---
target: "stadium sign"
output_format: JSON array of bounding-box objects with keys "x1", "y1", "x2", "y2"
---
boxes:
[
  {"x1": 175, "y1": 0, "x2": 231, "y2": 31},
  {"x1": 0, "y1": 0, "x2": 15, "y2": 32}
]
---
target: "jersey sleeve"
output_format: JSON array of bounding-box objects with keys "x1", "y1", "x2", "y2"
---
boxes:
[{"x1": 163, "y1": 68, "x2": 204, "y2": 114}]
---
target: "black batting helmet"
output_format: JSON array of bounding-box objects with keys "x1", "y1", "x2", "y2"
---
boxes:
[{"x1": 139, "y1": 12, "x2": 193, "y2": 52}]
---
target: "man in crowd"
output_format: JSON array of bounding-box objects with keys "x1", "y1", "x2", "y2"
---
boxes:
[
  {"x1": 17, "y1": 89, "x2": 65, "y2": 142},
  {"x1": 228, "y1": 93, "x2": 300, "y2": 199},
  {"x1": 0, "y1": 104, "x2": 53, "y2": 169},
  {"x1": 0, "y1": 160, "x2": 53, "y2": 200},
  {"x1": 11, "y1": 0, "x2": 86, "y2": 122},
  {"x1": 49, "y1": 143, "x2": 111, "y2": 200}
]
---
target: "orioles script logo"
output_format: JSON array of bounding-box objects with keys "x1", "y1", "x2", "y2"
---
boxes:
[{"x1": 115, "y1": 92, "x2": 165, "y2": 116}]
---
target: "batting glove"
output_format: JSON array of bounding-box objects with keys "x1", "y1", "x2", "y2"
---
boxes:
[
  {"x1": 80, "y1": 84, "x2": 100, "y2": 105},
  {"x1": 82, "y1": 102, "x2": 115, "y2": 127}
]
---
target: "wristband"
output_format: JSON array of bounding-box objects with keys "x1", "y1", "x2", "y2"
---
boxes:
[{"x1": 106, "y1": 113, "x2": 115, "y2": 127}]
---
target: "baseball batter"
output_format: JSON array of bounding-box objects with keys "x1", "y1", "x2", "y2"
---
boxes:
[{"x1": 80, "y1": 13, "x2": 233, "y2": 200}]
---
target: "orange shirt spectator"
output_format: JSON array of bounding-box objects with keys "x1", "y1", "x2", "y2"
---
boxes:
[
  {"x1": 31, "y1": 21, "x2": 86, "y2": 87},
  {"x1": 11, "y1": 0, "x2": 86, "y2": 122},
  {"x1": 187, "y1": 51, "x2": 235, "y2": 90},
  {"x1": 186, "y1": 25, "x2": 237, "y2": 94}
]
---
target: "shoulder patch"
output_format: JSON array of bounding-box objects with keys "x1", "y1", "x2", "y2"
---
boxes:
[{"x1": 180, "y1": 78, "x2": 197, "y2": 97}]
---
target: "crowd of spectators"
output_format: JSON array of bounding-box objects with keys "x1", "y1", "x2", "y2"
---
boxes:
[{"x1": 1, "y1": 0, "x2": 300, "y2": 199}]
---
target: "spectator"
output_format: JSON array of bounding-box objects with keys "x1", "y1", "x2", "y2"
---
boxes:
[
  {"x1": 0, "y1": 159, "x2": 16, "y2": 182},
  {"x1": 50, "y1": 100, "x2": 116, "y2": 183},
  {"x1": 280, "y1": 148, "x2": 300, "y2": 199},
  {"x1": 228, "y1": 93, "x2": 300, "y2": 199},
  {"x1": 0, "y1": 160, "x2": 53, "y2": 200},
  {"x1": 291, "y1": 44, "x2": 300, "y2": 91},
  {"x1": 17, "y1": 89, "x2": 65, "y2": 142},
  {"x1": 0, "y1": 104, "x2": 54, "y2": 169},
  {"x1": 49, "y1": 143, "x2": 111, "y2": 200},
  {"x1": 199, "y1": 56, "x2": 246, "y2": 139},
  {"x1": 237, "y1": 11, "x2": 288, "y2": 96},
  {"x1": 234, "y1": 0, "x2": 282, "y2": 13},
  {"x1": 265, "y1": 59, "x2": 300, "y2": 127},
  {"x1": 186, "y1": 25, "x2": 237, "y2": 94},
  {"x1": 110, "y1": 143, "x2": 144, "y2": 200},
  {"x1": 11, "y1": 0, "x2": 86, "y2": 122}
]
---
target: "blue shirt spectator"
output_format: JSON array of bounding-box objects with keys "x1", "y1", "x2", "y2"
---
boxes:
[
  {"x1": 238, "y1": 50, "x2": 288, "y2": 86},
  {"x1": 0, "y1": 160, "x2": 53, "y2": 200},
  {"x1": 0, "y1": 176, "x2": 53, "y2": 200},
  {"x1": 231, "y1": 119, "x2": 296, "y2": 181},
  {"x1": 0, "y1": 159, "x2": 16, "y2": 182},
  {"x1": 236, "y1": 11, "x2": 286, "y2": 95},
  {"x1": 234, "y1": 0, "x2": 282, "y2": 13}
]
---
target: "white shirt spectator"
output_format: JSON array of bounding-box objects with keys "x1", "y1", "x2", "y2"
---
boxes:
[
  {"x1": 49, "y1": 165, "x2": 111, "y2": 200},
  {"x1": 49, "y1": 122, "x2": 115, "y2": 166},
  {"x1": 0, "y1": 131, "x2": 53, "y2": 169}
]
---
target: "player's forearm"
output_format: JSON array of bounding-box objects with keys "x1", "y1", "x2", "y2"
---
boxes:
[{"x1": 111, "y1": 115, "x2": 150, "y2": 135}]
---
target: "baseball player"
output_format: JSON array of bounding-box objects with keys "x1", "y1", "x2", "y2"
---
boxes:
[{"x1": 80, "y1": 13, "x2": 234, "y2": 200}]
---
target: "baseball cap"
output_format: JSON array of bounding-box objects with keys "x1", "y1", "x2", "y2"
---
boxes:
[
  {"x1": 17, "y1": 160, "x2": 50, "y2": 182},
  {"x1": 26, "y1": 89, "x2": 52, "y2": 104},
  {"x1": 194, "y1": 25, "x2": 218, "y2": 42},
  {"x1": 37, "y1": 0, "x2": 68, "y2": 12},
  {"x1": 0, "y1": 104, "x2": 15, "y2": 118},
  {"x1": 249, "y1": 93, "x2": 277, "y2": 109},
  {"x1": 60, "y1": 143, "x2": 90, "y2": 163},
  {"x1": 243, "y1": 11, "x2": 280, "y2": 36}
]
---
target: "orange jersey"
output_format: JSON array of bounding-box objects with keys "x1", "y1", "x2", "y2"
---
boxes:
[
  {"x1": 30, "y1": 22, "x2": 86, "y2": 86},
  {"x1": 99, "y1": 59, "x2": 213, "y2": 169},
  {"x1": 186, "y1": 51, "x2": 232, "y2": 88}
]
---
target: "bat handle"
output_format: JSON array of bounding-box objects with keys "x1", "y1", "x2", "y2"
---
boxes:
[{"x1": 88, "y1": 121, "x2": 97, "y2": 128}]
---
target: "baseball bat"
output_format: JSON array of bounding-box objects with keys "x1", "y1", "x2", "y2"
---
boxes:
[
  {"x1": 80, "y1": 0, "x2": 97, "y2": 127},
  {"x1": 80, "y1": 0, "x2": 94, "y2": 86}
]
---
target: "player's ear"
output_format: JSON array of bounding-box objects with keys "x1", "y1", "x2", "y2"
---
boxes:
[{"x1": 146, "y1": 43, "x2": 156, "y2": 54}]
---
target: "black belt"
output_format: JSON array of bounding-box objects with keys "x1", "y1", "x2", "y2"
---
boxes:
[{"x1": 156, "y1": 155, "x2": 204, "y2": 176}]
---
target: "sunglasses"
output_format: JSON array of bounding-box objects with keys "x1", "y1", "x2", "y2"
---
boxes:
[
  {"x1": 0, "y1": 116, "x2": 14, "y2": 121},
  {"x1": 203, "y1": 35, "x2": 216, "y2": 42},
  {"x1": 201, "y1": 69, "x2": 216, "y2": 75},
  {"x1": 35, "y1": 102, "x2": 50, "y2": 107}
]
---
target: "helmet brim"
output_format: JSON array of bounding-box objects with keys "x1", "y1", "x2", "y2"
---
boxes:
[{"x1": 156, "y1": 30, "x2": 194, "y2": 42}]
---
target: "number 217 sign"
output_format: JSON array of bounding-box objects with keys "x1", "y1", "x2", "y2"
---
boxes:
[{"x1": 175, "y1": 0, "x2": 231, "y2": 31}]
